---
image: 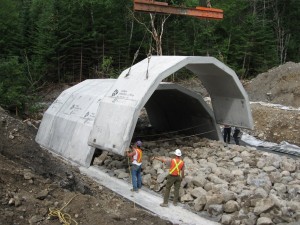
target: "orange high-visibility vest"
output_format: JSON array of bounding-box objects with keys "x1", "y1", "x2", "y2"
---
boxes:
[
  {"x1": 169, "y1": 158, "x2": 184, "y2": 176},
  {"x1": 132, "y1": 147, "x2": 142, "y2": 163}
]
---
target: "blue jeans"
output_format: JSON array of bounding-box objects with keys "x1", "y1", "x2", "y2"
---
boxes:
[{"x1": 131, "y1": 164, "x2": 142, "y2": 191}]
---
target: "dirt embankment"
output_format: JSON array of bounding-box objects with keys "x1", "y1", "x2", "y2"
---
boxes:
[
  {"x1": 244, "y1": 62, "x2": 300, "y2": 108},
  {"x1": 244, "y1": 62, "x2": 300, "y2": 146},
  {"x1": 0, "y1": 107, "x2": 171, "y2": 225}
]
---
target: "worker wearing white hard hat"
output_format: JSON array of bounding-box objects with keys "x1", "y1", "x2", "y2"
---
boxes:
[{"x1": 152, "y1": 149, "x2": 185, "y2": 207}]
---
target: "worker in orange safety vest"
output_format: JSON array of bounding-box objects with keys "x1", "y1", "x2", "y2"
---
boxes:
[
  {"x1": 152, "y1": 149, "x2": 185, "y2": 207},
  {"x1": 126, "y1": 140, "x2": 143, "y2": 193}
]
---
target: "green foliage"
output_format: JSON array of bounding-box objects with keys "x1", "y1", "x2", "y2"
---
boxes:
[
  {"x1": 0, "y1": 57, "x2": 27, "y2": 111},
  {"x1": 0, "y1": 0, "x2": 21, "y2": 56},
  {"x1": 0, "y1": 0, "x2": 299, "y2": 116},
  {"x1": 0, "y1": 56, "x2": 43, "y2": 115}
]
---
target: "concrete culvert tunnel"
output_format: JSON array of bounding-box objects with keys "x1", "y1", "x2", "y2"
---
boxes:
[{"x1": 36, "y1": 56, "x2": 253, "y2": 167}]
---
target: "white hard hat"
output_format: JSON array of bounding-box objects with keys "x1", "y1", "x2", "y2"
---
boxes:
[{"x1": 174, "y1": 149, "x2": 182, "y2": 156}]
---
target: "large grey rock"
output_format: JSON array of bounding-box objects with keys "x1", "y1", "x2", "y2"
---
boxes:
[
  {"x1": 287, "y1": 184, "x2": 300, "y2": 200},
  {"x1": 281, "y1": 159, "x2": 297, "y2": 172},
  {"x1": 192, "y1": 175, "x2": 207, "y2": 187},
  {"x1": 117, "y1": 172, "x2": 129, "y2": 179},
  {"x1": 207, "y1": 174, "x2": 228, "y2": 184},
  {"x1": 93, "y1": 151, "x2": 108, "y2": 165},
  {"x1": 224, "y1": 200, "x2": 240, "y2": 213},
  {"x1": 207, "y1": 204, "x2": 223, "y2": 216},
  {"x1": 204, "y1": 182, "x2": 214, "y2": 191},
  {"x1": 108, "y1": 160, "x2": 123, "y2": 169},
  {"x1": 221, "y1": 214, "x2": 234, "y2": 225},
  {"x1": 142, "y1": 174, "x2": 152, "y2": 186},
  {"x1": 246, "y1": 173, "x2": 272, "y2": 189},
  {"x1": 190, "y1": 187, "x2": 207, "y2": 198},
  {"x1": 157, "y1": 172, "x2": 168, "y2": 183},
  {"x1": 231, "y1": 169, "x2": 244, "y2": 176},
  {"x1": 254, "y1": 198, "x2": 275, "y2": 215},
  {"x1": 233, "y1": 157, "x2": 243, "y2": 163},
  {"x1": 263, "y1": 166, "x2": 277, "y2": 172},
  {"x1": 238, "y1": 189, "x2": 253, "y2": 202},
  {"x1": 257, "y1": 217, "x2": 273, "y2": 225},
  {"x1": 181, "y1": 175, "x2": 193, "y2": 188},
  {"x1": 180, "y1": 193, "x2": 194, "y2": 202},
  {"x1": 211, "y1": 183, "x2": 229, "y2": 194},
  {"x1": 114, "y1": 168, "x2": 126, "y2": 177},
  {"x1": 242, "y1": 212, "x2": 258, "y2": 225},
  {"x1": 143, "y1": 166, "x2": 157, "y2": 176},
  {"x1": 205, "y1": 194, "x2": 224, "y2": 207},
  {"x1": 253, "y1": 187, "x2": 268, "y2": 198},
  {"x1": 152, "y1": 160, "x2": 163, "y2": 170},
  {"x1": 222, "y1": 190, "x2": 236, "y2": 202},
  {"x1": 281, "y1": 176, "x2": 294, "y2": 184},
  {"x1": 194, "y1": 195, "x2": 206, "y2": 211},
  {"x1": 273, "y1": 183, "x2": 287, "y2": 194},
  {"x1": 269, "y1": 171, "x2": 282, "y2": 184}
]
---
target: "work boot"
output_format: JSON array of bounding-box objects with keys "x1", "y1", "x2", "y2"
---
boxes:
[
  {"x1": 160, "y1": 203, "x2": 168, "y2": 207},
  {"x1": 130, "y1": 188, "x2": 138, "y2": 193}
]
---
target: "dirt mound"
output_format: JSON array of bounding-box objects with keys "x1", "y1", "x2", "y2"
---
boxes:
[
  {"x1": 245, "y1": 62, "x2": 300, "y2": 107},
  {"x1": 0, "y1": 108, "x2": 170, "y2": 225},
  {"x1": 248, "y1": 103, "x2": 300, "y2": 146}
]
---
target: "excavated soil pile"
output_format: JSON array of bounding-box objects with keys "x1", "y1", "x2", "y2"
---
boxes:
[
  {"x1": 244, "y1": 62, "x2": 300, "y2": 145},
  {"x1": 244, "y1": 62, "x2": 300, "y2": 108}
]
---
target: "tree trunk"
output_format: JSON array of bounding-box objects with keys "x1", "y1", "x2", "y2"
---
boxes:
[
  {"x1": 149, "y1": 14, "x2": 169, "y2": 56},
  {"x1": 80, "y1": 46, "x2": 83, "y2": 82}
]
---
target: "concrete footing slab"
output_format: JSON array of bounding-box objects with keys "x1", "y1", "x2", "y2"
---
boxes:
[{"x1": 80, "y1": 166, "x2": 220, "y2": 225}]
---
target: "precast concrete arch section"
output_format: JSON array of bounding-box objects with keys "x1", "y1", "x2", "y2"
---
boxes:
[
  {"x1": 35, "y1": 78, "x2": 221, "y2": 167},
  {"x1": 88, "y1": 56, "x2": 253, "y2": 157}
]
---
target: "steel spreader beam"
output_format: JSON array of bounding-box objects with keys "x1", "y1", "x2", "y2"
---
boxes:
[{"x1": 134, "y1": 0, "x2": 223, "y2": 20}]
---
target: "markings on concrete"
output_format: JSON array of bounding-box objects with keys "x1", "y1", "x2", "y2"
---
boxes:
[{"x1": 80, "y1": 166, "x2": 220, "y2": 225}]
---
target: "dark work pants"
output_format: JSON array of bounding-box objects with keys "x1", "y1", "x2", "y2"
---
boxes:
[
  {"x1": 234, "y1": 137, "x2": 240, "y2": 145},
  {"x1": 223, "y1": 127, "x2": 231, "y2": 143},
  {"x1": 163, "y1": 175, "x2": 181, "y2": 204}
]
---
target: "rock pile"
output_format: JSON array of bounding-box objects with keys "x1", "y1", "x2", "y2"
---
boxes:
[{"x1": 94, "y1": 137, "x2": 300, "y2": 225}]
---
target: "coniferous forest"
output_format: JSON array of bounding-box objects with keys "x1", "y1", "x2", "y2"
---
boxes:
[{"x1": 0, "y1": 0, "x2": 299, "y2": 114}]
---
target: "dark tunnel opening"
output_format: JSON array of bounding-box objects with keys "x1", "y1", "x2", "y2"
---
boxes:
[{"x1": 132, "y1": 84, "x2": 220, "y2": 143}]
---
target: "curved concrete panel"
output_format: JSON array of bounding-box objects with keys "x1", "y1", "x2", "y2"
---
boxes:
[
  {"x1": 88, "y1": 56, "x2": 253, "y2": 156},
  {"x1": 185, "y1": 62, "x2": 253, "y2": 128},
  {"x1": 35, "y1": 79, "x2": 221, "y2": 166},
  {"x1": 35, "y1": 79, "x2": 115, "y2": 167}
]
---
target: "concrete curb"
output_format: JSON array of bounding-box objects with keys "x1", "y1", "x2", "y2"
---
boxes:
[{"x1": 80, "y1": 166, "x2": 220, "y2": 225}]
